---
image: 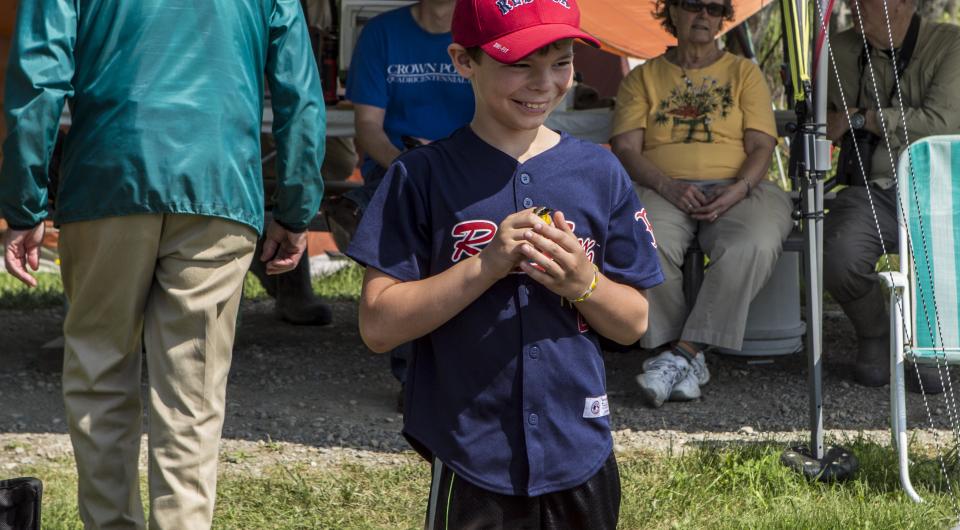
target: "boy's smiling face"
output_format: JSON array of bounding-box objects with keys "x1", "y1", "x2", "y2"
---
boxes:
[{"x1": 451, "y1": 39, "x2": 575, "y2": 134}]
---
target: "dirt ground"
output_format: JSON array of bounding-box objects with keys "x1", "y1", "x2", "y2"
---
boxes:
[{"x1": 1, "y1": 298, "x2": 958, "y2": 472}]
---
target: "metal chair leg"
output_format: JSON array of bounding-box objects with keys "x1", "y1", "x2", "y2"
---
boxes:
[{"x1": 893, "y1": 325, "x2": 922, "y2": 502}]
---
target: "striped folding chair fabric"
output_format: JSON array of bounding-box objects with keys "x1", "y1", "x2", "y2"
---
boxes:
[
  {"x1": 896, "y1": 135, "x2": 960, "y2": 363},
  {"x1": 885, "y1": 134, "x2": 960, "y2": 503}
]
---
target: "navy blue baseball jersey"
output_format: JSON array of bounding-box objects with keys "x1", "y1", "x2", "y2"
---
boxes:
[{"x1": 347, "y1": 126, "x2": 663, "y2": 496}]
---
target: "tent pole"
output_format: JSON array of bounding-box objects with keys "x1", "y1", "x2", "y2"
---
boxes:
[
  {"x1": 801, "y1": 119, "x2": 824, "y2": 460},
  {"x1": 783, "y1": 0, "x2": 857, "y2": 481},
  {"x1": 804, "y1": 0, "x2": 831, "y2": 461}
]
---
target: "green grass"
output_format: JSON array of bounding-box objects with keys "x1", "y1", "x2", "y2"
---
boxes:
[
  {"x1": 0, "y1": 263, "x2": 365, "y2": 309},
  {"x1": 618, "y1": 439, "x2": 956, "y2": 529},
  {"x1": 10, "y1": 439, "x2": 960, "y2": 529},
  {"x1": 0, "y1": 272, "x2": 66, "y2": 309},
  {"x1": 242, "y1": 263, "x2": 364, "y2": 301}
]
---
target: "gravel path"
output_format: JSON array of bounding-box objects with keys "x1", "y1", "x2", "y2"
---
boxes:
[{"x1": 2, "y1": 300, "x2": 959, "y2": 471}]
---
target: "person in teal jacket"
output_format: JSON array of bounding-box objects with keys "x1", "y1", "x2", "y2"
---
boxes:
[{"x1": 0, "y1": 1, "x2": 325, "y2": 528}]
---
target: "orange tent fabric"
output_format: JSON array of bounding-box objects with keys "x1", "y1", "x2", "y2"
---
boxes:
[{"x1": 581, "y1": 0, "x2": 774, "y2": 59}]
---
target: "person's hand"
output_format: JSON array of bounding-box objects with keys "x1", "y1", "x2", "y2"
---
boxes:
[
  {"x1": 658, "y1": 179, "x2": 709, "y2": 215},
  {"x1": 3, "y1": 224, "x2": 45, "y2": 288},
  {"x1": 827, "y1": 108, "x2": 857, "y2": 143},
  {"x1": 260, "y1": 220, "x2": 308, "y2": 275},
  {"x1": 691, "y1": 181, "x2": 750, "y2": 223},
  {"x1": 518, "y1": 210, "x2": 595, "y2": 301},
  {"x1": 477, "y1": 209, "x2": 542, "y2": 279}
]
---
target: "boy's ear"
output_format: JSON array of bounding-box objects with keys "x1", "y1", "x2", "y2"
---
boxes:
[{"x1": 448, "y1": 43, "x2": 475, "y2": 79}]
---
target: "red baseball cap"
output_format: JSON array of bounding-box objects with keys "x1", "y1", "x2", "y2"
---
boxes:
[{"x1": 452, "y1": 0, "x2": 601, "y2": 64}]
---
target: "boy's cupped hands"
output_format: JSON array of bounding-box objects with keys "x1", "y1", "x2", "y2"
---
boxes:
[{"x1": 477, "y1": 208, "x2": 594, "y2": 300}]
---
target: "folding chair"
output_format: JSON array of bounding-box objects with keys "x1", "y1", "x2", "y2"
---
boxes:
[
  {"x1": 0, "y1": 477, "x2": 42, "y2": 530},
  {"x1": 882, "y1": 134, "x2": 960, "y2": 503}
]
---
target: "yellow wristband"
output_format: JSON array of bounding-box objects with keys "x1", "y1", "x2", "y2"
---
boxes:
[{"x1": 568, "y1": 265, "x2": 600, "y2": 303}]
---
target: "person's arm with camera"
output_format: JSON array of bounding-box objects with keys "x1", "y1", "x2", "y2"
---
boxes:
[
  {"x1": 872, "y1": 40, "x2": 960, "y2": 150},
  {"x1": 829, "y1": 36, "x2": 960, "y2": 188},
  {"x1": 827, "y1": 107, "x2": 864, "y2": 143},
  {"x1": 830, "y1": 14, "x2": 960, "y2": 154}
]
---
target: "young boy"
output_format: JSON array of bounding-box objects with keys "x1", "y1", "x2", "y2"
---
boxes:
[{"x1": 346, "y1": 0, "x2": 663, "y2": 527}]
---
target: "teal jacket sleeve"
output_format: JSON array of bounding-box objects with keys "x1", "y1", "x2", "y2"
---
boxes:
[
  {"x1": 266, "y1": 0, "x2": 326, "y2": 232},
  {"x1": 0, "y1": 0, "x2": 77, "y2": 229}
]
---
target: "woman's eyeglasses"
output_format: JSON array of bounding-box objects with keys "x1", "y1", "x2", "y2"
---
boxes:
[{"x1": 673, "y1": 0, "x2": 730, "y2": 17}]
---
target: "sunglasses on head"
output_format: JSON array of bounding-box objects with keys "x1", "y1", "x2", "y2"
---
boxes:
[{"x1": 673, "y1": 0, "x2": 730, "y2": 17}]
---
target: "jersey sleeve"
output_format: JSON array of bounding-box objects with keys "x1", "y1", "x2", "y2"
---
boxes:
[
  {"x1": 601, "y1": 169, "x2": 664, "y2": 290},
  {"x1": 345, "y1": 17, "x2": 388, "y2": 109},
  {"x1": 739, "y1": 61, "x2": 778, "y2": 139},
  {"x1": 345, "y1": 158, "x2": 430, "y2": 282}
]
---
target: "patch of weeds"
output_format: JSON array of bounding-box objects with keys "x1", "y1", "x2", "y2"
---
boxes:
[
  {"x1": 223, "y1": 450, "x2": 253, "y2": 464},
  {"x1": 0, "y1": 272, "x2": 65, "y2": 309},
  {"x1": 259, "y1": 436, "x2": 284, "y2": 453},
  {"x1": 3, "y1": 440, "x2": 30, "y2": 452},
  {"x1": 311, "y1": 263, "x2": 363, "y2": 300},
  {"x1": 243, "y1": 264, "x2": 362, "y2": 303}
]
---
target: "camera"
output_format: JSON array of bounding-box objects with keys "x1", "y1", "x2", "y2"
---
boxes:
[{"x1": 835, "y1": 129, "x2": 881, "y2": 187}]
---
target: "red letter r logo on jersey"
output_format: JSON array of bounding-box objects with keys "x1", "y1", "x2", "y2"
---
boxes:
[
  {"x1": 451, "y1": 220, "x2": 498, "y2": 262},
  {"x1": 635, "y1": 208, "x2": 657, "y2": 249}
]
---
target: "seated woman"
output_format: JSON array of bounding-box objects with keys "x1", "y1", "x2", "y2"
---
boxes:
[{"x1": 610, "y1": 0, "x2": 792, "y2": 407}]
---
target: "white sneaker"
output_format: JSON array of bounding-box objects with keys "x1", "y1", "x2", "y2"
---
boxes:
[
  {"x1": 646, "y1": 347, "x2": 711, "y2": 387},
  {"x1": 688, "y1": 351, "x2": 710, "y2": 386},
  {"x1": 669, "y1": 369, "x2": 701, "y2": 401},
  {"x1": 636, "y1": 351, "x2": 690, "y2": 408}
]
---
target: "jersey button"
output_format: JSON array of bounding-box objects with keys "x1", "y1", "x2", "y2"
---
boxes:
[
  {"x1": 529, "y1": 346, "x2": 540, "y2": 359},
  {"x1": 519, "y1": 173, "x2": 531, "y2": 184},
  {"x1": 522, "y1": 197, "x2": 534, "y2": 208},
  {"x1": 528, "y1": 413, "x2": 539, "y2": 426}
]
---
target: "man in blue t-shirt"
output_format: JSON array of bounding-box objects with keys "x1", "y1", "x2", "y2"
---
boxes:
[
  {"x1": 328, "y1": 0, "x2": 473, "y2": 242},
  {"x1": 328, "y1": 0, "x2": 474, "y2": 396},
  {"x1": 346, "y1": 0, "x2": 474, "y2": 180}
]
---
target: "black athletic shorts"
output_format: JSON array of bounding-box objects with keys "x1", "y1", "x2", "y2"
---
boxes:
[{"x1": 424, "y1": 451, "x2": 620, "y2": 530}]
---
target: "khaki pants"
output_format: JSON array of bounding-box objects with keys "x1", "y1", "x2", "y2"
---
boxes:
[
  {"x1": 59, "y1": 214, "x2": 256, "y2": 530},
  {"x1": 637, "y1": 181, "x2": 793, "y2": 350}
]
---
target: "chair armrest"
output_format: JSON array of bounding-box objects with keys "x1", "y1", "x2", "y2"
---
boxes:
[
  {"x1": 880, "y1": 271, "x2": 908, "y2": 290},
  {"x1": 882, "y1": 271, "x2": 911, "y2": 349}
]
